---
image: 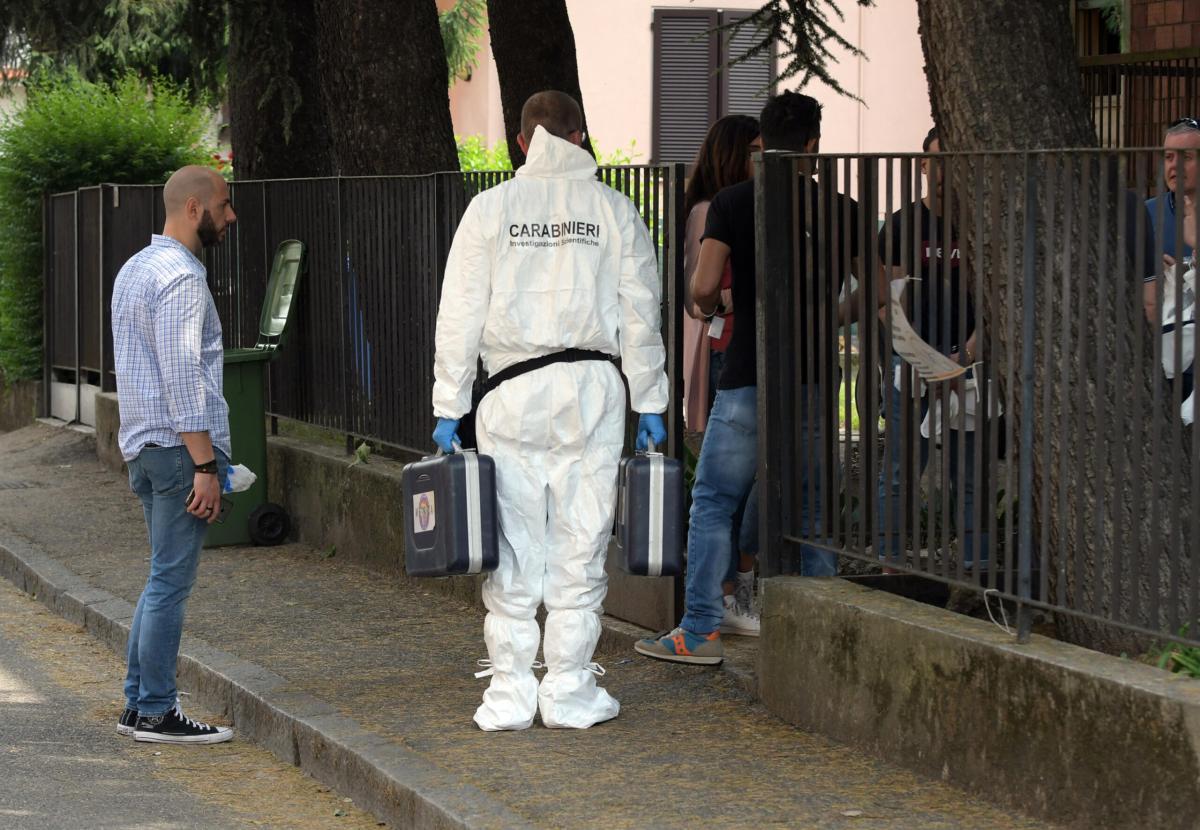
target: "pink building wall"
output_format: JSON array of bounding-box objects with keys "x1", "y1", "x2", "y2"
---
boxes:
[{"x1": 448, "y1": 1, "x2": 933, "y2": 158}]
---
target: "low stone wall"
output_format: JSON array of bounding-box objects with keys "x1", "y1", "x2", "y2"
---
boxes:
[
  {"x1": 96, "y1": 392, "x2": 674, "y2": 631},
  {"x1": 95, "y1": 393, "x2": 125, "y2": 474},
  {"x1": 759, "y1": 577, "x2": 1200, "y2": 830},
  {"x1": 0, "y1": 379, "x2": 40, "y2": 432},
  {"x1": 264, "y1": 434, "x2": 489, "y2": 609}
]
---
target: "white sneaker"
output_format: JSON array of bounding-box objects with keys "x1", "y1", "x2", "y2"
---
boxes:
[
  {"x1": 734, "y1": 570, "x2": 755, "y2": 612},
  {"x1": 719, "y1": 593, "x2": 760, "y2": 636}
]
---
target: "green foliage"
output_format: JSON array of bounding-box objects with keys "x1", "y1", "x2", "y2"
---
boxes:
[
  {"x1": 440, "y1": 0, "x2": 487, "y2": 84},
  {"x1": 1151, "y1": 627, "x2": 1200, "y2": 678},
  {"x1": 2, "y1": 0, "x2": 226, "y2": 102},
  {"x1": 456, "y1": 134, "x2": 511, "y2": 172},
  {"x1": 1101, "y1": 0, "x2": 1124, "y2": 37},
  {"x1": 723, "y1": 0, "x2": 875, "y2": 101},
  {"x1": 455, "y1": 134, "x2": 641, "y2": 173},
  {"x1": 595, "y1": 139, "x2": 641, "y2": 167},
  {"x1": 0, "y1": 70, "x2": 213, "y2": 380},
  {"x1": 349, "y1": 440, "x2": 372, "y2": 467}
]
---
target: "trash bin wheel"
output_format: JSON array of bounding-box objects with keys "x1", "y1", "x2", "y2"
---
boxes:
[{"x1": 248, "y1": 503, "x2": 290, "y2": 546}]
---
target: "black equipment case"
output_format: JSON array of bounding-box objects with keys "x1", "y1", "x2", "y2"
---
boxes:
[
  {"x1": 402, "y1": 449, "x2": 499, "y2": 577},
  {"x1": 615, "y1": 446, "x2": 684, "y2": 576}
]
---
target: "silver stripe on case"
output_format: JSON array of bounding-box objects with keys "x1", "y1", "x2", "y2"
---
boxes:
[
  {"x1": 464, "y1": 451, "x2": 483, "y2": 573},
  {"x1": 648, "y1": 453, "x2": 664, "y2": 577}
]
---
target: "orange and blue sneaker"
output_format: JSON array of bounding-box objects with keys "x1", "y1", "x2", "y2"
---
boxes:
[{"x1": 634, "y1": 626, "x2": 723, "y2": 665}]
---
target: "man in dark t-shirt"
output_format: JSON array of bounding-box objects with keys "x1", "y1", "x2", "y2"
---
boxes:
[
  {"x1": 703, "y1": 177, "x2": 859, "y2": 391},
  {"x1": 875, "y1": 128, "x2": 987, "y2": 568},
  {"x1": 636, "y1": 92, "x2": 860, "y2": 666}
]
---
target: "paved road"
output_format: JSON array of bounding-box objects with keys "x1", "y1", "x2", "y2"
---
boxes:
[{"x1": 0, "y1": 576, "x2": 384, "y2": 830}]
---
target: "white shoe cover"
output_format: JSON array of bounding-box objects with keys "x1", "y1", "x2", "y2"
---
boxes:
[
  {"x1": 474, "y1": 613, "x2": 540, "y2": 731},
  {"x1": 538, "y1": 609, "x2": 619, "y2": 729}
]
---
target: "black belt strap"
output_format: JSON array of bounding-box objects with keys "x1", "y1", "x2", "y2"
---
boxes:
[{"x1": 480, "y1": 349, "x2": 614, "y2": 398}]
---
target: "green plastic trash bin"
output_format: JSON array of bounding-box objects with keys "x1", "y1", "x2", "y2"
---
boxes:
[{"x1": 205, "y1": 239, "x2": 306, "y2": 548}]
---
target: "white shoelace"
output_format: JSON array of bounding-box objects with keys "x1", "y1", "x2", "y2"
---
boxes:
[
  {"x1": 172, "y1": 702, "x2": 213, "y2": 731},
  {"x1": 473, "y1": 658, "x2": 547, "y2": 679}
]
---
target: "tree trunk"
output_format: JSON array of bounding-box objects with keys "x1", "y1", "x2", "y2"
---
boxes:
[
  {"x1": 227, "y1": 0, "x2": 335, "y2": 179},
  {"x1": 486, "y1": 0, "x2": 594, "y2": 166},
  {"x1": 918, "y1": 0, "x2": 1194, "y2": 653},
  {"x1": 311, "y1": 0, "x2": 458, "y2": 175}
]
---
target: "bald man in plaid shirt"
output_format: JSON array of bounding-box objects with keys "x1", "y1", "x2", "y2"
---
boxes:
[{"x1": 111, "y1": 165, "x2": 237, "y2": 745}]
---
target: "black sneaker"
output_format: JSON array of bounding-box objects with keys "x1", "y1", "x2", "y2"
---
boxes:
[
  {"x1": 133, "y1": 703, "x2": 233, "y2": 745},
  {"x1": 116, "y1": 706, "x2": 138, "y2": 737}
]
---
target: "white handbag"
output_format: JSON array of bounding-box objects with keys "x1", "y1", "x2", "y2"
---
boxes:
[{"x1": 1160, "y1": 262, "x2": 1196, "y2": 382}]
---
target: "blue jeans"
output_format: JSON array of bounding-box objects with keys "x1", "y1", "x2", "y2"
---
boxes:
[
  {"x1": 682, "y1": 385, "x2": 833, "y2": 635},
  {"x1": 124, "y1": 445, "x2": 228, "y2": 715},
  {"x1": 723, "y1": 480, "x2": 759, "y2": 585},
  {"x1": 876, "y1": 358, "x2": 988, "y2": 567}
]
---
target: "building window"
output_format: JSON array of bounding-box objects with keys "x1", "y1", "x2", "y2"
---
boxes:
[
  {"x1": 1074, "y1": 0, "x2": 1123, "y2": 57},
  {"x1": 652, "y1": 8, "x2": 774, "y2": 164}
]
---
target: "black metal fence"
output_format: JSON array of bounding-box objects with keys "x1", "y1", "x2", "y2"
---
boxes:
[
  {"x1": 43, "y1": 166, "x2": 688, "y2": 459},
  {"x1": 757, "y1": 147, "x2": 1199, "y2": 650},
  {"x1": 1079, "y1": 49, "x2": 1200, "y2": 150}
]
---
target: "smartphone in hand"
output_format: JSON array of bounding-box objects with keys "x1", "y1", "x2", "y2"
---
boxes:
[{"x1": 185, "y1": 489, "x2": 233, "y2": 523}]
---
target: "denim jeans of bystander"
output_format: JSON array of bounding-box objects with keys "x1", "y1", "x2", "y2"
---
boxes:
[
  {"x1": 124, "y1": 445, "x2": 229, "y2": 716},
  {"x1": 875, "y1": 356, "x2": 989, "y2": 567},
  {"x1": 681, "y1": 385, "x2": 832, "y2": 636}
]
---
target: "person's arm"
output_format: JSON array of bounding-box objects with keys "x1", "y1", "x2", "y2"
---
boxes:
[
  {"x1": 1183, "y1": 194, "x2": 1197, "y2": 253},
  {"x1": 836, "y1": 254, "x2": 873, "y2": 326},
  {"x1": 682, "y1": 203, "x2": 709, "y2": 320},
  {"x1": 617, "y1": 200, "x2": 670, "y2": 414},
  {"x1": 1143, "y1": 277, "x2": 1160, "y2": 326},
  {"x1": 952, "y1": 330, "x2": 980, "y2": 364},
  {"x1": 152, "y1": 273, "x2": 222, "y2": 521},
  {"x1": 691, "y1": 238, "x2": 731, "y2": 316},
  {"x1": 692, "y1": 192, "x2": 734, "y2": 316},
  {"x1": 835, "y1": 199, "x2": 875, "y2": 326},
  {"x1": 432, "y1": 198, "x2": 492, "y2": 420}
]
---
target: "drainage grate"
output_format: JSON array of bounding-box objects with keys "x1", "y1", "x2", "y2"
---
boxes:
[{"x1": 0, "y1": 480, "x2": 31, "y2": 490}]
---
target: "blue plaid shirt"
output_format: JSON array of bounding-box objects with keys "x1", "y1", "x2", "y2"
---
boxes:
[{"x1": 112, "y1": 235, "x2": 231, "y2": 462}]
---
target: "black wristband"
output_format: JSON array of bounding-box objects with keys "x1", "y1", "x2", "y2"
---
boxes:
[{"x1": 194, "y1": 458, "x2": 218, "y2": 475}]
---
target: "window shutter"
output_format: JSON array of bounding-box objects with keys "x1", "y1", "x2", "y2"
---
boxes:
[
  {"x1": 652, "y1": 9, "x2": 719, "y2": 164},
  {"x1": 721, "y1": 11, "x2": 773, "y2": 119}
]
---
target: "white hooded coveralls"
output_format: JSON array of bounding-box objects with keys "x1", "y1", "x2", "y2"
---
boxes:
[{"x1": 432, "y1": 127, "x2": 668, "y2": 730}]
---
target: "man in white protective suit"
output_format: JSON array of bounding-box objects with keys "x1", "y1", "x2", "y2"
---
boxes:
[{"x1": 430, "y1": 90, "x2": 669, "y2": 731}]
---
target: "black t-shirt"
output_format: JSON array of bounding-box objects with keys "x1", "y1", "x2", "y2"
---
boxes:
[
  {"x1": 703, "y1": 178, "x2": 860, "y2": 389},
  {"x1": 878, "y1": 201, "x2": 974, "y2": 353}
]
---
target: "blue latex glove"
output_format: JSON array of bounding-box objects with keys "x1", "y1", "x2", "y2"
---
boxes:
[
  {"x1": 432, "y1": 418, "x2": 461, "y2": 453},
  {"x1": 636, "y1": 413, "x2": 667, "y2": 452}
]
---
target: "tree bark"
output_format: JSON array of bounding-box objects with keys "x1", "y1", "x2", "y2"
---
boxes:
[
  {"x1": 311, "y1": 0, "x2": 458, "y2": 175},
  {"x1": 227, "y1": 0, "x2": 334, "y2": 180},
  {"x1": 918, "y1": 0, "x2": 1194, "y2": 653},
  {"x1": 486, "y1": 0, "x2": 594, "y2": 166}
]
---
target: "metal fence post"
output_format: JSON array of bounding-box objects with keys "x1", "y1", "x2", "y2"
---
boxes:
[
  {"x1": 72, "y1": 190, "x2": 81, "y2": 424},
  {"x1": 757, "y1": 151, "x2": 795, "y2": 579},
  {"x1": 667, "y1": 162, "x2": 686, "y2": 462},
  {"x1": 335, "y1": 177, "x2": 355, "y2": 456},
  {"x1": 1017, "y1": 155, "x2": 1037, "y2": 643},
  {"x1": 41, "y1": 193, "x2": 52, "y2": 418}
]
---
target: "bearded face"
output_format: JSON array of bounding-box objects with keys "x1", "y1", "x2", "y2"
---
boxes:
[{"x1": 197, "y1": 209, "x2": 222, "y2": 248}]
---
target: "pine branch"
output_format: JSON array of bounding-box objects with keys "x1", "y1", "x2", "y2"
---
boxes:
[
  {"x1": 717, "y1": 0, "x2": 875, "y2": 102},
  {"x1": 440, "y1": 0, "x2": 487, "y2": 83}
]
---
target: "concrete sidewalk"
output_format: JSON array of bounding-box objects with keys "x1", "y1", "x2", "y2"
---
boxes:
[{"x1": 0, "y1": 423, "x2": 1054, "y2": 829}]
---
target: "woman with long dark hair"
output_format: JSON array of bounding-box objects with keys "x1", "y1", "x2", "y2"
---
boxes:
[
  {"x1": 681, "y1": 114, "x2": 761, "y2": 636},
  {"x1": 682, "y1": 114, "x2": 761, "y2": 434}
]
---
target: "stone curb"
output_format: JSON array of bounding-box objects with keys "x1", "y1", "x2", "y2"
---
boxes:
[{"x1": 0, "y1": 533, "x2": 537, "y2": 830}]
